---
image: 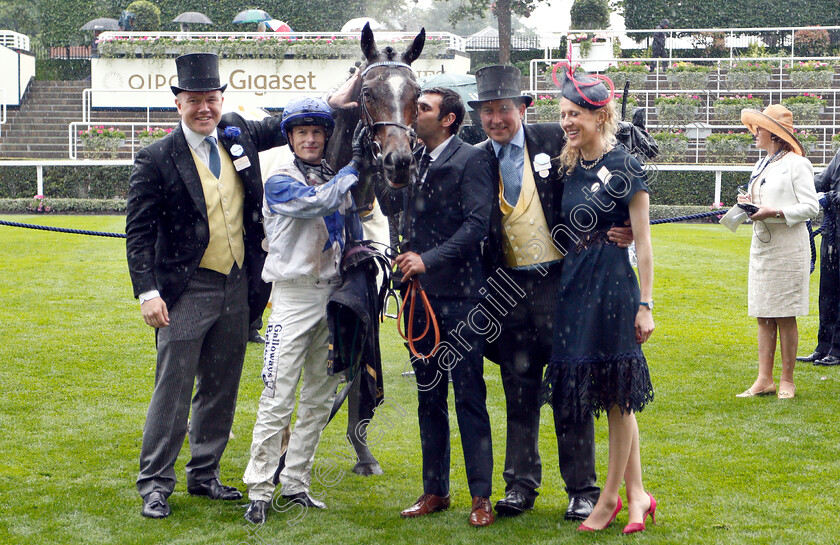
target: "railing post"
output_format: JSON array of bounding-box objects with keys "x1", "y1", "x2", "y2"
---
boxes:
[
  {"x1": 714, "y1": 170, "x2": 722, "y2": 206},
  {"x1": 37, "y1": 165, "x2": 44, "y2": 196}
]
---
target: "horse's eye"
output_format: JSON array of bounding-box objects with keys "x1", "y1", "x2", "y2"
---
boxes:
[{"x1": 362, "y1": 89, "x2": 373, "y2": 101}]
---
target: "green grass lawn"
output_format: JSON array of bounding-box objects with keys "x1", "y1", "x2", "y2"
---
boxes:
[{"x1": 1, "y1": 216, "x2": 837, "y2": 545}]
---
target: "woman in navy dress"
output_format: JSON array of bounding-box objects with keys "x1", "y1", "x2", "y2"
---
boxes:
[{"x1": 540, "y1": 68, "x2": 656, "y2": 534}]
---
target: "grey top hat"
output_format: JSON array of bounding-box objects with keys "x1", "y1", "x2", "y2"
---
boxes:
[
  {"x1": 467, "y1": 65, "x2": 533, "y2": 109},
  {"x1": 170, "y1": 53, "x2": 227, "y2": 96}
]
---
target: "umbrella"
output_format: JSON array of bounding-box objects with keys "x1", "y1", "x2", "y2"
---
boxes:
[
  {"x1": 341, "y1": 17, "x2": 382, "y2": 33},
  {"x1": 172, "y1": 12, "x2": 213, "y2": 25},
  {"x1": 232, "y1": 9, "x2": 271, "y2": 24},
  {"x1": 80, "y1": 18, "x2": 119, "y2": 31},
  {"x1": 264, "y1": 19, "x2": 292, "y2": 32},
  {"x1": 417, "y1": 73, "x2": 478, "y2": 111}
]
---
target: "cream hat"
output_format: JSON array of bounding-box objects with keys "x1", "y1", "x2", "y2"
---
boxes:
[{"x1": 740, "y1": 104, "x2": 804, "y2": 156}]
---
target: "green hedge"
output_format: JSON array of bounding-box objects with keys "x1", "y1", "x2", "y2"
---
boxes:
[
  {"x1": 35, "y1": 60, "x2": 90, "y2": 81},
  {"x1": 648, "y1": 169, "x2": 750, "y2": 206},
  {"x1": 0, "y1": 166, "x2": 132, "y2": 199},
  {"x1": 0, "y1": 198, "x2": 127, "y2": 214}
]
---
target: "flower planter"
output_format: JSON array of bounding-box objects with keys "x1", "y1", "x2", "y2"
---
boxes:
[
  {"x1": 653, "y1": 137, "x2": 688, "y2": 163},
  {"x1": 656, "y1": 105, "x2": 699, "y2": 126},
  {"x1": 714, "y1": 101, "x2": 764, "y2": 122},
  {"x1": 534, "y1": 103, "x2": 560, "y2": 122},
  {"x1": 799, "y1": 138, "x2": 818, "y2": 155},
  {"x1": 138, "y1": 137, "x2": 159, "y2": 148},
  {"x1": 784, "y1": 103, "x2": 823, "y2": 124},
  {"x1": 570, "y1": 40, "x2": 614, "y2": 72},
  {"x1": 606, "y1": 71, "x2": 647, "y2": 90},
  {"x1": 668, "y1": 71, "x2": 708, "y2": 89},
  {"x1": 81, "y1": 137, "x2": 125, "y2": 159},
  {"x1": 789, "y1": 71, "x2": 834, "y2": 88},
  {"x1": 726, "y1": 71, "x2": 771, "y2": 89},
  {"x1": 705, "y1": 139, "x2": 750, "y2": 163}
]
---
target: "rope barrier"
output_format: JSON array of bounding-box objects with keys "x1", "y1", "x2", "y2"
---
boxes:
[
  {"x1": 0, "y1": 210, "x2": 825, "y2": 238},
  {"x1": 0, "y1": 219, "x2": 126, "y2": 238}
]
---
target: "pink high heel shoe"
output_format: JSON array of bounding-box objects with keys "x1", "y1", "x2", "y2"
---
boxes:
[
  {"x1": 578, "y1": 497, "x2": 622, "y2": 531},
  {"x1": 622, "y1": 492, "x2": 657, "y2": 534}
]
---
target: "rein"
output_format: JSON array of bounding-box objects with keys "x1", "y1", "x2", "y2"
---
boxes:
[{"x1": 396, "y1": 277, "x2": 441, "y2": 360}]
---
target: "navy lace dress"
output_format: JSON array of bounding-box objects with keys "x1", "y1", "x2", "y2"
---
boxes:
[{"x1": 540, "y1": 148, "x2": 654, "y2": 421}]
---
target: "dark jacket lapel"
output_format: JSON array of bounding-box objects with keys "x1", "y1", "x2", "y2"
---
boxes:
[{"x1": 171, "y1": 123, "x2": 207, "y2": 219}]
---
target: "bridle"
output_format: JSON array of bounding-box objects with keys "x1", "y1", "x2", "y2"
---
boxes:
[{"x1": 358, "y1": 61, "x2": 419, "y2": 163}]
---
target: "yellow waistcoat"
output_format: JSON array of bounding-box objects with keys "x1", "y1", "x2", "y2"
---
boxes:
[
  {"x1": 190, "y1": 144, "x2": 245, "y2": 274},
  {"x1": 499, "y1": 143, "x2": 564, "y2": 268}
]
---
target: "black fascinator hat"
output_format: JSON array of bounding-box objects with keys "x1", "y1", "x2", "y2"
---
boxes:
[{"x1": 551, "y1": 60, "x2": 615, "y2": 110}]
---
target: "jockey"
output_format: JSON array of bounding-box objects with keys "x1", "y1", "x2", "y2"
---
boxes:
[{"x1": 242, "y1": 96, "x2": 364, "y2": 523}]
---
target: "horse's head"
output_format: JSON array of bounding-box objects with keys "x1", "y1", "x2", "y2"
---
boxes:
[{"x1": 359, "y1": 23, "x2": 425, "y2": 188}]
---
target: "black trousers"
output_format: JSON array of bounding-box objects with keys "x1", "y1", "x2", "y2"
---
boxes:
[
  {"x1": 408, "y1": 296, "x2": 493, "y2": 498},
  {"x1": 817, "y1": 239, "x2": 840, "y2": 356},
  {"x1": 492, "y1": 265, "x2": 599, "y2": 504},
  {"x1": 137, "y1": 266, "x2": 248, "y2": 498}
]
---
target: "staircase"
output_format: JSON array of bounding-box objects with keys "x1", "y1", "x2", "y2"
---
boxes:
[{"x1": 0, "y1": 81, "x2": 179, "y2": 160}]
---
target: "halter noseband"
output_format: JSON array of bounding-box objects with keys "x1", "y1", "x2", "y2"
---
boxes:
[{"x1": 358, "y1": 60, "x2": 418, "y2": 159}]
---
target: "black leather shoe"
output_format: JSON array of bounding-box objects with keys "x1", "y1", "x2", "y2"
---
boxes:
[
  {"x1": 244, "y1": 500, "x2": 269, "y2": 524},
  {"x1": 815, "y1": 354, "x2": 840, "y2": 366},
  {"x1": 495, "y1": 490, "x2": 535, "y2": 516},
  {"x1": 187, "y1": 478, "x2": 243, "y2": 500},
  {"x1": 281, "y1": 491, "x2": 327, "y2": 509},
  {"x1": 798, "y1": 351, "x2": 826, "y2": 362},
  {"x1": 565, "y1": 496, "x2": 595, "y2": 521},
  {"x1": 141, "y1": 491, "x2": 170, "y2": 518},
  {"x1": 248, "y1": 330, "x2": 266, "y2": 343}
]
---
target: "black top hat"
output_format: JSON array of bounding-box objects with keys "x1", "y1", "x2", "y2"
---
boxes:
[
  {"x1": 467, "y1": 65, "x2": 533, "y2": 109},
  {"x1": 170, "y1": 53, "x2": 227, "y2": 96}
]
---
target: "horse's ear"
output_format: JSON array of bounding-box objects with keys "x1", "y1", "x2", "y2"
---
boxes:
[
  {"x1": 402, "y1": 27, "x2": 425, "y2": 65},
  {"x1": 361, "y1": 22, "x2": 378, "y2": 61}
]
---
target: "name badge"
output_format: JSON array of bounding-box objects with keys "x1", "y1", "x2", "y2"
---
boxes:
[
  {"x1": 230, "y1": 144, "x2": 244, "y2": 157},
  {"x1": 233, "y1": 156, "x2": 251, "y2": 171},
  {"x1": 533, "y1": 153, "x2": 551, "y2": 179}
]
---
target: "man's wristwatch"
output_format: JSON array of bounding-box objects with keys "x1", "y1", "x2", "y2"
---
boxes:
[
  {"x1": 775, "y1": 209, "x2": 782, "y2": 218},
  {"x1": 640, "y1": 300, "x2": 654, "y2": 310}
]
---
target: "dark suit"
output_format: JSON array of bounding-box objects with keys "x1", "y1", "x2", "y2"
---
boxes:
[
  {"x1": 814, "y1": 152, "x2": 840, "y2": 357},
  {"x1": 480, "y1": 123, "x2": 599, "y2": 505},
  {"x1": 377, "y1": 136, "x2": 495, "y2": 497},
  {"x1": 126, "y1": 113, "x2": 285, "y2": 498}
]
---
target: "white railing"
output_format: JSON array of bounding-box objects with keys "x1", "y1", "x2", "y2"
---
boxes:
[
  {"x1": 546, "y1": 25, "x2": 840, "y2": 62},
  {"x1": 0, "y1": 160, "x2": 132, "y2": 196},
  {"x1": 529, "y1": 56, "x2": 840, "y2": 94},
  {"x1": 0, "y1": 88, "x2": 6, "y2": 138},
  {"x1": 68, "y1": 121, "x2": 178, "y2": 160},
  {"x1": 0, "y1": 30, "x2": 30, "y2": 51},
  {"x1": 96, "y1": 30, "x2": 466, "y2": 52}
]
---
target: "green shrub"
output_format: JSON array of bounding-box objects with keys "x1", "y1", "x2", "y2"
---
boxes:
[
  {"x1": 0, "y1": 198, "x2": 127, "y2": 214},
  {"x1": 570, "y1": 0, "x2": 610, "y2": 30},
  {"x1": 0, "y1": 166, "x2": 132, "y2": 199},
  {"x1": 126, "y1": 0, "x2": 161, "y2": 32},
  {"x1": 647, "y1": 169, "x2": 750, "y2": 206}
]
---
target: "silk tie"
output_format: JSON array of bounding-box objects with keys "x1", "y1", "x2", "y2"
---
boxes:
[
  {"x1": 417, "y1": 152, "x2": 432, "y2": 187},
  {"x1": 205, "y1": 136, "x2": 221, "y2": 178},
  {"x1": 498, "y1": 144, "x2": 522, "y2": 205}
]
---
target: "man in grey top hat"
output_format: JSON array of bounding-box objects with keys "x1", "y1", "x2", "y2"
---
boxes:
[
  {"x1": 126, "y1": 53, "x2": 286, "y2": 518},
  {"x1": 470, "y1": 64, "x2": 634, "y2": 521}
]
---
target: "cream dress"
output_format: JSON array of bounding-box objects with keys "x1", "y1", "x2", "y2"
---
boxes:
[{"x1": 747, "y1": 152, "x2": 819, "y2": 317}]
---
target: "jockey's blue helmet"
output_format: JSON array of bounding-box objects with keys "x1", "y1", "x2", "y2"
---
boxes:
[{"x1": 280, "y1": 97, "x2": 335, "y2": 141}]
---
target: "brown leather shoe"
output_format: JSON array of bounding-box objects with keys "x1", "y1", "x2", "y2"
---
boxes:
[
  {"x1": 400, "y1": 494, "x2": 451, "y2": 518},
  {"x1": 469, "y1": 496, "x2": 495, "y2": 527}
]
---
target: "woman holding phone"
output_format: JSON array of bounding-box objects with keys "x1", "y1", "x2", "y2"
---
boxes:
[{"x1": 735, "y1": 105, "x2": 819, "y2": 399}]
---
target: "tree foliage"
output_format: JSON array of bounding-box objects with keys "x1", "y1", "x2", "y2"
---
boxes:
[
  {"x1": 126, "y1": 0, "x2": 161, "y2": 32},
  {"x1": 571, "y1": 0, "x2": 610, "y2": 30},
  {"x1": 435, "y1": 0, "x2": 548, "y2": 63},
  {"x1": 623, "y1": 0, "x2": 840, "y2": 30}
]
